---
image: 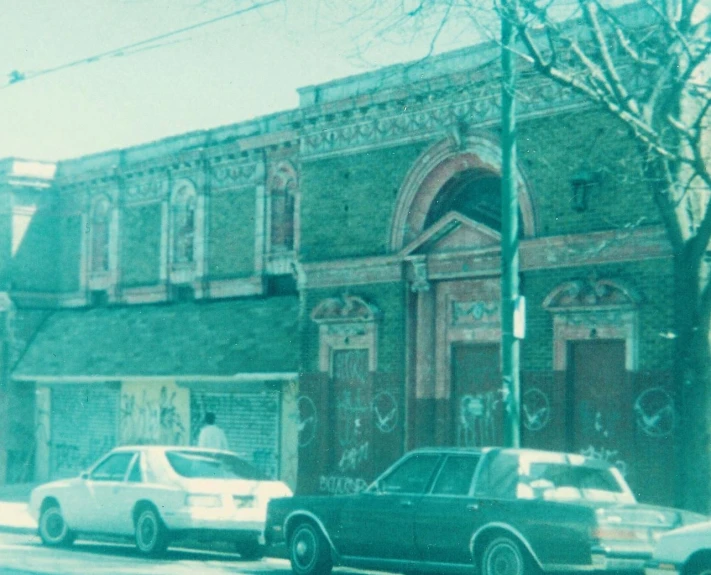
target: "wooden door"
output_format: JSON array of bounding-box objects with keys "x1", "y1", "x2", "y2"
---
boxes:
[
  {"x1": 451, "y1": 343, "x2": 502, "y2": 447},
  {"x1": 568, "y1": 340, "x2": 632, "y2": 476}
]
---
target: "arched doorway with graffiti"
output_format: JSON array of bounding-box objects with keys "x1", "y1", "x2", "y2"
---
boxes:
[{"x1": 394, "y1": 135, "x2": 537, "y2": 449}]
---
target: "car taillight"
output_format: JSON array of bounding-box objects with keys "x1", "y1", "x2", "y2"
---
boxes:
[{"x1": 591, "y1": 526, "x2": 650, "y2": 542}]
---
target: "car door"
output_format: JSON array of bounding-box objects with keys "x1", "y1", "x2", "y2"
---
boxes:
[
  {"x1": 336, "y1": 452, "x2": 443, "y2": 561},
  {"x1": 414, "y1": 454, "x2": 483, "y2": 565},
  {"x1": 81, "y1": 451, "x2": 138, "y2": 534}
]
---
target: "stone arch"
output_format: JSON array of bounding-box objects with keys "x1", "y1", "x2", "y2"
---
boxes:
[{"x1": 390, "y1": 135, "x2": 537, "y2": 251}]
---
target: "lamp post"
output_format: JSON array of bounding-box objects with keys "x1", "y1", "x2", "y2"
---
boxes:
[{"x1": 501, "y1": 0, "x2": 521, "y2": 448}]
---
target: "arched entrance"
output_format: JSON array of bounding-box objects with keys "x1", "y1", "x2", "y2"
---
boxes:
[{"x1": 395, "y1": 135, "x2": 536, "y2": 449}]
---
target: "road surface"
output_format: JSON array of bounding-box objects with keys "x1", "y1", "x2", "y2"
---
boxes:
[{"x1": 0, "y1": 531, "x2": 293, "y2": 575}]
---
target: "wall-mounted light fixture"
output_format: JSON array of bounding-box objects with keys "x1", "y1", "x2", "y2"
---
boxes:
[{"x1": 570, "y1": 170, "x2": 601, "y2": 212}]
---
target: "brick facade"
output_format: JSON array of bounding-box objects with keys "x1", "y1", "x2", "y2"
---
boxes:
[{"x1": 0, "y1": 44, "x2": 692, "y2": 506}]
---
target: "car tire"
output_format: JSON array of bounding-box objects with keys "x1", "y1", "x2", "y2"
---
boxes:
[
  {"x1": 687, "y1": 563, "x2": 711, "y2": 575},
  {"x1": 236, "y1": 539, "x2": 265, "y2": 561},
  {"x1": 134, "y1": 506, "x2": 169, "y2": 557},
  {"x1": 482, "y1": 536, "x2": 532, "y2": 575},
  {"x1": 289, "y1": 522, "x2": 333, "y2": 575},
  {"x1": 38, "y1": 504, "x2": 75, "y2": 547}
]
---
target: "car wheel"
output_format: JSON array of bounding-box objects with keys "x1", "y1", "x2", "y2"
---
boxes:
[
  {"x1": 687, "y1": 563, "x2": 711, "y2": 575},
  {"x1": 289, "y1": 522, "x2": 333, "y2": 575},
  {"x1": 134, "y1": 506, "x2": 169, "y2": 556},
  {"x1": 38, "y1": 504, "x2": 75, "y2": 547},
  {"x1": 236, "y1": 539, "x2": 265, "y2": 561},
  {"x1": 482, "y1": 536, "x2": 531, "y2": 575}
]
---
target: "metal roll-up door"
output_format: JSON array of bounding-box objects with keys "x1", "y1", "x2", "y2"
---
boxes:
[
  {"x1": 190, "y1": 390, "x2": 281, "y2": 479},
  {"x1": 50, "y1": 384, "x2": 119, "y2": 479}
]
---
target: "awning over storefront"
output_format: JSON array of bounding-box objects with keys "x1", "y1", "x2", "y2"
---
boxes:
[{"x1": 12, "y1": 296, "x2": 300, "y2": 380}]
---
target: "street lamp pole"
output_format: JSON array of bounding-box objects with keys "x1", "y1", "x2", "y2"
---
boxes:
[{"x1": 501, "y1": 0, "x2": 521, "y2": 448}]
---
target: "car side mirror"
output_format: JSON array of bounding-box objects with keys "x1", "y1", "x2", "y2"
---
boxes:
[{"x1": 80, "y1": 471, "x2": 89, "y2": 480}]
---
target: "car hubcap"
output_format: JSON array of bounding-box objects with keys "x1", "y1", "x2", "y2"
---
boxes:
[
  {"x1": 43, "y1": 510, "x2": 65, "y2": 540},
  {"x1": 488, "y1": 542, "x2": 522, "y2": 575},
  {"x1": 293, "y1": 529, "x2": 316, "y2": 570},
  {"x1": 139, "y1": 515, "x2": 156, "y2": 548}
]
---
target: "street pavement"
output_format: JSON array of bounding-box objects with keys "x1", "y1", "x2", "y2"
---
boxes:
[{"x1": 0, "y1": 531, "x2": 293, "y2": 575}]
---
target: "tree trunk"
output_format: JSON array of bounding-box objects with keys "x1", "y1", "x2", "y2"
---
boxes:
[{"x1": 674, "y1": 254, "x2": 711, "y2": 513}]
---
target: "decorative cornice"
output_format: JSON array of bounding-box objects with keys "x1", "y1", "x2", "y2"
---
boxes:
[
  {"x1": 300, "y1": 226, "x2": 671, "y2": 290},
  {"x1": 299, "y1": 77, "x2": 583, "y2": 160}
]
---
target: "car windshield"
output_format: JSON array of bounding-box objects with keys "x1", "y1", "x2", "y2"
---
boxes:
[
  {"x1": 166, "y1": 450, "x2": 263, "y2": 480},
  {"x1": 517, "y1": 458, "x2": 634, "y2": 503}
]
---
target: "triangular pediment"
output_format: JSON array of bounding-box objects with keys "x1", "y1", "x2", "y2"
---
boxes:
[{"x1": 400, "y1": 211, "x2": 501, "y2": 256}]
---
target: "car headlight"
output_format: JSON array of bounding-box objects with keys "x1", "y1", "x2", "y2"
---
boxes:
[{"x1": 185, "y1": 494, "x2": 223, "y2": 508}]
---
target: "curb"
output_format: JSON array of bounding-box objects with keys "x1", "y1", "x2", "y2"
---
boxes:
[{"x1": 0, "y1": 524, "x2": 37, "y2": 536}]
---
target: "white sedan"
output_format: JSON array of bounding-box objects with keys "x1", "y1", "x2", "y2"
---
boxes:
[
  {"x1": 29, "y1": 445, "x2": 293, "y2": 558},
  {"x1": 645, "y1": 520, "x2": 711, "y2": 575}
]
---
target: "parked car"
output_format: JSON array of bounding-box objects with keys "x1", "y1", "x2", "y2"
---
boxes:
[
  {"x1": 645, "y1": 520, "x2": 711, "y2": 575},
  {"x1": 266, "y1": 447, "x2": 707, "y2": 575},
  {"x1": 29, "y1": 445, "x2": 293, "y2": 558}
]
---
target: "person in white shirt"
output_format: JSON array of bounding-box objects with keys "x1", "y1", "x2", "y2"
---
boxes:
[{"x1": 197, "y1": 412, "x2": 229, "y2": 450}]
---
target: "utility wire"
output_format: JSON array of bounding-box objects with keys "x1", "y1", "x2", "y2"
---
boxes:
[{"x1": 2, "y1": 0, "x2": 281, "y2": 91}]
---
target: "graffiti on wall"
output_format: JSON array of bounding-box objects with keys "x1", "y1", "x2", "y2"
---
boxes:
[
  {"x1": 120, "y1": 382, "x2": 188, "y2": 445},
  {"x1": 579, "y1": 445, "x2": 628, "y2": 476},
  {"x1": 296, "y1": 395, "x2": 317, "y2": 447},
  {"x1": 319, "y1": 475, "x2": 369, "y2": 495},
  {"x1": 458, "y1": 391, "x2": 500, "y2": 447},
  {"x1": 373, "y1": 391, "x2": 398, "y2": 433},
  {"x1": 634, "y1": 387, "x2": 675, "y2": 438},
  {"x1": 522, "y1": 388, "x2": 551, "y2": 432},
  {"x1": 54, "y1": 435, "x2": 115, "y2": 476}
]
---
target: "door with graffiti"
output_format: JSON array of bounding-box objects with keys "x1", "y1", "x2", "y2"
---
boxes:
[
  {"x1": 568, "y1": 340, "x2": 632, "y2": 476},
  {"x1": 451, "y1": 343, "x2": 503, "y2": 447},
  {"x1": 324, "y1": 349, "x2": 372, "y2": 494}
]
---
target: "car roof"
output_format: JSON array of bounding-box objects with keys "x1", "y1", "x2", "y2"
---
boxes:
[
  {"x1": 110, "y1": 445, "x2": 239, "y2": 456},
  {"x1": 407, "y1": 446, "x2": 611, "y2": 467}
]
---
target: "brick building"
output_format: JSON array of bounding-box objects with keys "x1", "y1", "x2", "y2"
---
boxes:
[{"x1": 0, "y1": 42, "x2": 683, "y2": 505}]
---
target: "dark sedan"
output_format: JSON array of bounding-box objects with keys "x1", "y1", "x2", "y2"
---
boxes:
[{"x1": 266, "y1": 447, "x2": 706, "y2": 575}]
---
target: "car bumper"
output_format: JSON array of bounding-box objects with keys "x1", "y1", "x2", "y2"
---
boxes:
[
  {"x1": 591, "y1": 546, "x2": 652, "y2": 572},
  {"x1": 163, "y1": 507, "x2": 267, "y2": 540},
  {"x1": 644, "y1": 561, "x2": 681, "y2": 575}
]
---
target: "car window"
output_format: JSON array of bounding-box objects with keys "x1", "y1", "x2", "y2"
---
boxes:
[
  {"x1": 379, "y1": 454, "x2": 441, "y2": 494},
  {"x1": 127, "y1": 455, "x2": 143, "y2": 483},
  {"x1": 166, "y1": 450, "x2": 263, "y2": 480},
  {"x1": 474, "y1": 451, "x2": 520, "y2": 498},
  {"x1": 431, "y1": 455, "x2": 481, "y2": 496},
  {"x1": 90, "y1": 452, "x2": 136, "y2": 482}
]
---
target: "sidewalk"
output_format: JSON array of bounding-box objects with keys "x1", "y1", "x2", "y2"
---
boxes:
[{"x1": 0, "y1": 483, "x2": 38, "y2": 535}]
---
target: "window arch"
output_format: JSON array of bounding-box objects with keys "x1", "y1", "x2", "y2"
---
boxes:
[
  {"x1": 90, "y1": 195, "x2": 112, "y2": 273},
  {"x1": 171, "y1": 181, "x2": 197, "y2": 265}
]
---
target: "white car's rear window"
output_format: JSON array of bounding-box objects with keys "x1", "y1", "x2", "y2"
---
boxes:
[{"x1": 166, "y1": 450, "x2": 263, "y2": 480}]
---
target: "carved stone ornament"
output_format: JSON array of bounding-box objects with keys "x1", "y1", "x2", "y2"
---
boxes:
[
  {"x1": 125, "y1": 177, "x2": 169, "y2": 202},
  {"x1": 409, "y1": 258, "x2": 430, "y2": 293},
  {"x1": 212, "y1": 160, "x2": 262, "y2": 191},
  {"x1": 543, "y1": 278, "x2": 639, "y2": 311},
  {"x1": 311, "y1": 294, "x2": 380, "y2": 324},
  {"x1": 452, "y1": 300, "x2": 500, "y2": 326}
]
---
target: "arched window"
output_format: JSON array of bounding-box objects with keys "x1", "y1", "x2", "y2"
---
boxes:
[
  {"x1": 171, "y1": 183, "x2": 196, "y2": 265},
  {"x1": 269, "y1": 162, "x2": 297, "y2": 251},
  {"x1": 90, "y1": 196, "x2": 112, "y2": 273}
]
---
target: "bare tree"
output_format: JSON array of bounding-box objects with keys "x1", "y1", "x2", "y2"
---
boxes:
[
  {"x1": 323, "y1": 0, "x2": 710, "y2": 511},
  {"x1": 503, "y1": 0, "x2": 710, "y2": 512}
]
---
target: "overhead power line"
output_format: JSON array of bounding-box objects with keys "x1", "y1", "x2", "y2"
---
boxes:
[{"x1": 2, "y1": 0, "x2": 281, "y2": 91}]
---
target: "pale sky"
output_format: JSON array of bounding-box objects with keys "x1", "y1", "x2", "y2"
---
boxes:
[{"x1": 0, "y1": 0, "x2": 483, "y2": 162}]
